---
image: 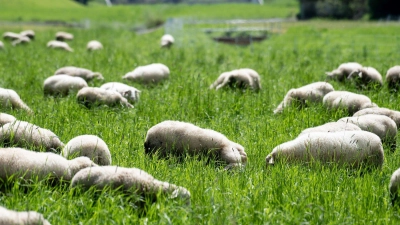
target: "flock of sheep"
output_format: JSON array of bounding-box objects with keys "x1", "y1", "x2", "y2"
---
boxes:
[{"x1": 1, "y1": 28, "x2": 400, "y2": 223}]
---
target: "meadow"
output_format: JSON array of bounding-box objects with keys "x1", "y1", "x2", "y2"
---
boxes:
[{"x1": 1, "y1": 0, "x2": 400, "y2": 224}]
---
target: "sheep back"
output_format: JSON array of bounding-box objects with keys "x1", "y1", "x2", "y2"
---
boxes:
[
  {"x1": 43, "y1": 75, "x2": 88, "y2": 97},
  {"x1": 0, "y1": 206, "x2": 51, "y2": 225},
  {"x1": 62, "y1": 135, "x2": 111, "y2": 165},
  {"x1": 76, "y1": 87, "x2": 133, "y2": 108}
]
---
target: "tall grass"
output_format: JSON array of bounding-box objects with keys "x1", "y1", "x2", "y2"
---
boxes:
[{"x1": 1, "y1": 13, "x2": 400, "y2": 225}]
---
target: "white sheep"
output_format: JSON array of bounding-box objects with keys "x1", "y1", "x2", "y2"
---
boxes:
[
  {"x1": 71, "y1": 166, "x2": 190, "y2": 204},
  {"x1": 161, "y1": 34, "x2": 175, "y2": 48},
  {"x1": 266, "y1": 131, "x2": 384, "y2": 169},
  {"x1": 43, "y1": 75, "x2": 88, "y2": 97},
  {"x1": 322, "y1": 90, "x2": 377, "y2": 115},
  {"x1": 0, "y1": 120, "x2": 64, "y2": 152},
  {"x1": 20, "y1": 30, "x2": 35, "y2": 40},
  {"x1": 210, "y1": 68, "x2": 261, "y2": 91},
  {"x1": 62, "y1": 135, "x2": 111, "y2": 166},
  {"x1": 274, "y1": 82, "x2": 334, "y2": 114},
  {"x1": 353, "y1": 107, "x2": 400, "y2": 128},
  {"x1": 338, "y1": 115, "x2": 397, "y2": 151},
  {"x1": 144, "y1": 120, "x2": 247, "y2": 169},
  {"x1": 87, "y1": 40, "x2": 103, "y2": 51},
  {"x1": 100, "y1": 82, "x2": 141, "y2": 104},
  {"x1": 0, "y1": 147, "x2": 97, "y2": 182},
  {"x1": 11, "y1": 35, "x2": 30, "y2": 46},
  {"x1": 299, "y1": 121, "x2": 361, "y2": 136},
  {"x1": 385, "y1": 65, "x2": 400, "y2": 91},
  {"x1": 325, "y1": 62, "x2": 363, "y2": 82},
  {"x1": 348, "y1": 66, "x2": 383, "y2": 88},
  {"x1": 47, "y1": 40, "x2": 73, "y2": 52},
  {"x1": 55, "y1": 31, "x2": 73, "y2": 41},
  {"x1": 122, "y1": 63, "x2": 169, "y2": 84},
  {"x1": 54, "y1": 66, "x2": 104, "y2": 81},
  {"x1": 76, "y1": 87, "x2": 134, "y2": 108},
  {"x1": 389, "y1": 167, "x2": 400, "y2": 205},
  {"x1": 0, "y1": 112, "x2": 16, "y2": 126},
  {"x1": 2, "y1": 32, "x2": 20, "y2": 41},
  {"x1": 0, "y1": 87, "x2": 33, "y2": 113},
  {"x1": 0, "y1": 206, "x2": 51, "y2": 225}
]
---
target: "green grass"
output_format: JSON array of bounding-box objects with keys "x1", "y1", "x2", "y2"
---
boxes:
[{"x1": 2, "y1": 2, "x2": 400, "y2": 224}]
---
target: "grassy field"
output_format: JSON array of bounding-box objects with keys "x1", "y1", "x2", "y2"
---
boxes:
[{"x1": 2, "y1": 0, "x2": 400, "y2": 224}]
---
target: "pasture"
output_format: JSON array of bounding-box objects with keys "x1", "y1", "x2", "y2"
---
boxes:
[{"x1": 1, "y1": 0, "x2": 400, "y2": 224}]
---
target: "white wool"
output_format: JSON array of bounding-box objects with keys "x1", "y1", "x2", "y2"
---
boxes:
[
  {"x1": 353, "y1": 107, "x2": 400, "y2": 128},
  {"x1": 43, "y1": 75, "x2": 88, "y2": 97},
  {"x1": 299, "y1": 121, "x2": 361, "y2": 136},
  {"x1": 323, "y1": 90, "x2": 377, "y2": 114},
  {"x1": 0, "y1": 87, "x2": 33, "y2": 113},
  {"x1": 161, "y1": 34, "x2": 174, "y2": 48},
  {"x1": 47, "y1": 40, "x2": 73, "y2": 52},
  {"x1": 11, "y1": 36, "x2": 30, "y2": 46},
  {"x1": 390, "y1": 168, "x2": 400, "y2": 205},
  {"x1": 0, "y1": 206, "x2": 51, "y2": 225},
  {"x1": 386, "y1": 65, "x2": 400, "y2": 90},
  {"x1": 266, "y1": 131, "x2": 384, "y2": 169},
  {"x1": 2, "y1": 32, "x2": 21, "y2": 41},
  {"x1": 348, "y1": 66, "x2": 383, "y2": 87},
  {"x1": 144, "y1": 120, "x2": 247, "y2": 169},
  {"x1": 0, "y1": 112, "x2": 16, "y2": 126},
  {"x1": 55, "y1": 66, "x2": 103, "y2": 81},
  {"x1": 325, "y1": 62, "x2": 363, "y2": 81},
  {"x1": 76, "y1": 87, "x2": 133, "y2": 108},
  {"x1": 62, "y1": 135, "x2": 111, "y2": 166},
  {"x1": 122, "y1": 63, "x2": 169, "y2": 84},
  {"x1": 20, "y1": 30, "x2": 35, "y2": 40},
  {"x1": 55, "y1": 31, "x2": 73, "y2": 41},
  {"x1": 274, "y1": 82, "x2": 334, "y2": 114},
  {"x1": 87, "y1": 40, "x2": 103, "y2": 51},
  {"x1": 100, "y1": 82, "x2": 141, "y2": 103},
  {"x1": 210, "y1": 68, "x2": 261, "y2": 91}
]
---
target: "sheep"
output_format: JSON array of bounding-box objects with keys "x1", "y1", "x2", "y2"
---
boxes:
[
  {"x1": 348, "y1": 66, "x2": 383, "y2": 88},
  {"x1": 47, "y1": 40, "x2": 73, "y2": 52},
  {"x1": 2, "y1": 32, "x2": 20, "y2": 41},
  {"x1": 0, "y1": 120, "x2": 64, "y2": 152},
  {"x1": 161, "y1": 34, "x2": 175, "y2": 48},
  {"x1": 353, "y1": 107, "x2": 400, "y2": 128},
  {"x1": 144, "y1": 120, "x2": 247, "y2": 169},
  {"x1": 385, "y1": 65, "x2": 400, "y2": 91},
  {"x1": 87, "y1": 40, "x2": 103, "y2": 51},
  {"x1": 55, "y1": 31, "x2": 73, "y2": 41},
  {"x1": 322, "y1": 91, "x2": 377, "y2": 115},
  {"x1": 0, "y1": 206, "x2": 51, "y2": 225},
  {"x1": 265, "y1": 130, "x2": 384, "y2": 169},
  {"x1": 209, "y1": 68, "x2": 261, "y2": 91},
  {"x1": 0, "y1": 87, "x2": 33, "y2": 113},
  {"x1": 0, "y1": 147, "x2": 97, "y2": 182},
  {"x1": 100, "y1": 82, "x2": 141, "y2": 104},
  {"x1": 71, "y1": 166, "x2": 190, "y2": 204},
  {"x1": 20, "y1": 30, "x2": 35, "y2": 40},
  {"x1": 299, "y1": 121, "x2": 361, "y2": 136},
  {"x1": 389, "y1": 167, "x2": 400, "y2": 205},
  {"x1": 11, "y1": 36, "x2": 30, "y2": 46},
  {"x1": 122, "y1": 63, "x2": 169, "y2": 84},
  {"x1": 76, "y1": 87, "x2": 134, "y2": 109},
  {"x1": 0, "y1": 113, "x2": 16, "y2": 126},
  {"x1": 338, "y1": 115, "x2": 397, "y2": 151},
  {"x1": 62, "y1": 135, "x2": 111, "y2": 166},
  {"x1": 54, "y1": 66, "x2": 104, "y2": 81},
  {"x1": 43, "y1": 75, "x2": 88, "y2": 97},
  {"x1": 273, "y1": 82, "x2": 334, "y2": 114},
  {"x1": 325, "y1": 62, "x2": 363, "y2": 82}
]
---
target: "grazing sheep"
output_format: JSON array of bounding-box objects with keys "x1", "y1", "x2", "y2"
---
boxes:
[
  {"x1": 0, "y1": 120, "x2": 64, "y2": 152},
  {"x1": 54, "y1": 66, "x2": 104, "y2": 81},
  {"x1": 71, "y1": 166, "x2": 190, "y2": 204},
  {"x1": 62, "y1": 135, "x2": 111, "y2": 166},
  {"x1": 0, "y1": 147, "x2": 96, "y2": 182},
  {"x1": 274, "y1": 82, "x2": 334, "y2": 114},
  {"x1": 210, "y1": 68, "x2": 261, "y2": 91},
  {"x1": 0, "y1": 113, "x2": 16, "y2": 126},
  {"x1": 323, "y1": 91, "x2": 377, "y2": 115},
  {"x1": 43, "y1": 75, "x2": 88, "y2": 97},
  {"x1": 3, "y1": 32, "x2": 20, "y2": 41},
  {"x1": 326, "y1": 62, "x2": 363, "y2": 82},
  {"x1": 348, "y1": 66, "x2": 383, "y2": 88},
  {"x1": 87, "y1": 40, "x2": 103, "y2": 51},
  {"x1": 47, "y1": 40, "x2": 73, "y2": 52},
  {"x1": 266, "y1": 131, "x2": 384, "y2": 169},
  {"x1": 389, "y1": 168, "x2": 400, "y2": 205},
  {"x1": 299, "y1": 121, "x2": 361, "y2": 136},
  {"x1": 20, "y1": 30, "x2": 35, "y2": 40},
  {"x1": 77, "y1": 87, "x2": 133, "y2": 108},
  {"x1": 385, "y1": 65, "x2": 400, "y2": 91},
  {"x1": 100, "y1": 82, "x2": 141, "y2": 103},
  {"x1": 122, "y1": 63, "x2": 169, "y2": 84},
  {"x1": 0, "y1": 206, "x2": 51, "y2": 225},
  {"x1": 353, "y1": 107, "x2": 400, "y2": 128},
  {"x1": 161, "y1": 34, "x2": 175, "y2": 48},
  {"x1": 0, "y1": 87, "x2": 33, "y2": 113},
  {"x1": 11, "y1": 36, "x2": 30, "y2": 46},
  {"x1": 55, "y1": 31, "x2": 73, "y2": 41},
  {"x1": 144, "y1": 120, "x2": 247, "y2": 169},
  {"x1": 338, "y1": 115, "x2": 397, "y2": 151}
]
